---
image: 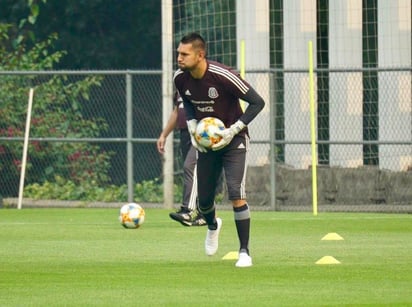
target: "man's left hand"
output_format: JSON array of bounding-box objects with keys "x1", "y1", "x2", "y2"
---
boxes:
[{"x1": 212, "y1": 120, "x2": 246, "y2": 151}]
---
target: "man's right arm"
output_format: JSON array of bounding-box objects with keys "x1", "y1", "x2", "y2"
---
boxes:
[{"x1": 157, "y1": 107, "x2": 178, "y2": 154}]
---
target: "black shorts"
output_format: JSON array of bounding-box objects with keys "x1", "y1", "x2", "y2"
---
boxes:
[{"x1": 196, "y1": 134, "x2": 249, "y2": 205}]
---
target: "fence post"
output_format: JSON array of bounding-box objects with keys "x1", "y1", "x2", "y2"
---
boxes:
[
  {"x1": 162, "y1": 0, "x2": 174, "y2": 209},
  {"x1": 269, "y1": 71, "x2": 278, "y2": 211},
  {"x1": 126, "y1": 73, "x2": 134, "y2": 202}
]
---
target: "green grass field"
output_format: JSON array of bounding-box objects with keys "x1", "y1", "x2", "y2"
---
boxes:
[{"x1": 1, "y1": 208, "x2": 412, "y2": 306}]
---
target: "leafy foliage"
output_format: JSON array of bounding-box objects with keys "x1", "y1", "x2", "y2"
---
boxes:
[
  {"x1": 24, "y1": 177, "x2": 183, "y2": 203},
  {"x1": 0, "y1": 0, "x2": 161, "y2": 69},
  {"x1": 0, "y1": 12, "x2": 111, "y2": 197}
]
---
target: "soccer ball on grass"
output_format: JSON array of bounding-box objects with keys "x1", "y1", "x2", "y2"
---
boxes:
[
  {"x1": 119, "y1": 203, "x2": 145, "y2": 229},
  {"x1": 195, "y1": 117, "x2": 226, "y2": 148}
]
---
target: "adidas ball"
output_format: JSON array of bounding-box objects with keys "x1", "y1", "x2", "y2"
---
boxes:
[
  {"x1": 195, "y1": 117, "x2": 226, "y2": 148},
  {"x1": 119, "y1": 203, "x2": 145, "y2": 229}
]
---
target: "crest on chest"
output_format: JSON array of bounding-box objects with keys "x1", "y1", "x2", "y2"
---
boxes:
[{"x1": 208, "y1": 87, "x2": 219, "y2": 99}]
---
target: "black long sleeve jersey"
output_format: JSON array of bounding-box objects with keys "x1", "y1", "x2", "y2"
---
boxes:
[{"x1": 173, "y1": 60, "x2": 265, "y2": 134}]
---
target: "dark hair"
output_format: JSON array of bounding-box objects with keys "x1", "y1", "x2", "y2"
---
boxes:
[{"x1": 180, "y1": 32, "x2": 207, "y2": 54}]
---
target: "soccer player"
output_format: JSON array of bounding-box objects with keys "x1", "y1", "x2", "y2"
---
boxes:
[
  {"x1": 173, "y1": 33, "x2": 265, "y2": 267},
  {"x1": 157, "y1": 92, "x2": 206, "y2": 226}
]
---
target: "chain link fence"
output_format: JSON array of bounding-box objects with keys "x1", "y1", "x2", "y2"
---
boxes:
[{"x1": 0, "y1": 69, "x2": 411, "y2": 212}]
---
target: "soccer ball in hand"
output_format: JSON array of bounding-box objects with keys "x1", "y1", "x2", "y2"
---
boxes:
[
  {"x1": 119, "y1": 203, "x2": 145, "y2": 229},
  {"x1": 195, "y1": 117, "x2": 226, "y2": 148}
]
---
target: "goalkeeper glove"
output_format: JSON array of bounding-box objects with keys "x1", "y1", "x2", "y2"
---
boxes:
[
  {"x1": 186, "y1": 119, "x2": 207, "y2": 153},
  {"x1": 212, "y1": 120, "x2": 246, "y2": 151}
]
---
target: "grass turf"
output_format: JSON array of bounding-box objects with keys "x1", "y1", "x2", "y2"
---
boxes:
[{"x1": 0, "y1": 208, "x2": 411, "y2": 306}]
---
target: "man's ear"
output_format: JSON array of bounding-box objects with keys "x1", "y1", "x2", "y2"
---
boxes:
[{"x1": 198, "y1": 49, "x2": 206, "y2": 60}]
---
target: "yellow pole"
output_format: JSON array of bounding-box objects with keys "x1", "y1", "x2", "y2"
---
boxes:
[
  {"x1": 239, "y1": 39, "x2": 246, "y2": 112},
  {"x1": 308, "y1": 41, "x2": 318, "y2": 216}
]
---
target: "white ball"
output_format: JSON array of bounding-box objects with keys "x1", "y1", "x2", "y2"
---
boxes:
[
  {"x1": 119, "y1": 203, "x2": 145, "y2": 229},
  {"x1": 195, "y1": 117, "x2": 226, "y2": 148}
]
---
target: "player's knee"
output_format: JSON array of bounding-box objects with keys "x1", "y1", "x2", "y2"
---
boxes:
[
  {"x1": 231, "y1": 199, "x2": 247, "y2": 207},
  {"x1": 198, "y1": 202, "x2": 215, "y2": 214}
]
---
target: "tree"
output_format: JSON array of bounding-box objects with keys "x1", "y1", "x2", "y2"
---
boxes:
[
  {"x1": 0, "y1": 0, "x2": 162, "y2": 69},
  {"x1": 0, "y1": 5, "x2": 112, "y2": 197}
]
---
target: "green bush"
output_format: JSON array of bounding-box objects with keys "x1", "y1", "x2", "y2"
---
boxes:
[
  {"x1": 0, "y1": 22, "x2": 112, "y2": 196},
  {"x1": 24, "y1": 176, "x2": 183, "y2": 203}
]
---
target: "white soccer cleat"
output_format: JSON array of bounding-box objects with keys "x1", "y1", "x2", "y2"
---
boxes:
[
  {"x1": 205, "y1": 217, "x2": 222, "y2": 256},
  {"x1": 235, "y1": 252, "x2": 253, "y2": 268}
]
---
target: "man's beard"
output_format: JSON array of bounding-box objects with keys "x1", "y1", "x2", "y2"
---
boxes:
[{"x1": 178, "y1": 64, "x2": 189, "y2": 71}]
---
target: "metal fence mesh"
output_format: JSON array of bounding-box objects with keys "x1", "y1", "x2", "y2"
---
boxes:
[{"x1": 0, "y1": 70, "x2": 411, "y2": 212}]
